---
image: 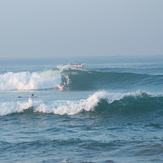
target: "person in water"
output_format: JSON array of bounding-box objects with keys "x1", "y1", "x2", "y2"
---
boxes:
[
  {"x1": 31, "y1": 94, "x2": 37, "y2": 98},
  {"x1": 18, "y1": 94, "x2": 36, "y2": 98}
]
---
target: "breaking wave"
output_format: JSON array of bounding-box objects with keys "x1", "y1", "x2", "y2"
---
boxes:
[
  {"x1": 0, "y1": 67, "x2": 163, "y2": 91},
  {"x1": 0, "y1": 91, "x2": 163, "y2": 116}
]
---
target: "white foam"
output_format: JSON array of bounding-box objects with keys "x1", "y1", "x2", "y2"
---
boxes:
[
  {"x1": 34, "y1": 91, "x2": 134, "y2": 115},
  {"x1": 0, "y1": 70, "x2": 61, "y2": 90}
]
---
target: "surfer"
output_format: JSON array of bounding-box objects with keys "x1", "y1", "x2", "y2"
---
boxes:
[
  {"x1": 54, "y1": 81, "x2": 69, "y2": 91},
  {"x1": 58, "y1": 81, "x2": 68, "y2": 91},
  {"x1": 62, "y1": 81, "x2": 68, "y2": 87}
]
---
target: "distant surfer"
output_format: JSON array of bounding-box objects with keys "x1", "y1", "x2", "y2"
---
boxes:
[{"x1": 18, "y1": 94, "x2": 37, "y2": 98}]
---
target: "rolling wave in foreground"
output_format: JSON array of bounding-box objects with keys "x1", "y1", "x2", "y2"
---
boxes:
[{"x1": 1, "y1": 91, "x2": 163, "y2": 116}]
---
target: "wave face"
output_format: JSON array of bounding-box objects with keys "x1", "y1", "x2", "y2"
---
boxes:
[
  {"x1": 1, "y1": 91, "x2": 163, "y2": 116},
  {"x1": 62, "y1": 69, "x2": 163, "y2": 91}
]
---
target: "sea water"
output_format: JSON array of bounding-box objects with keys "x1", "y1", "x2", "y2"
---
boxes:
[{"x1": 0, "y1": 55, "x2": 163, "y2": 163}]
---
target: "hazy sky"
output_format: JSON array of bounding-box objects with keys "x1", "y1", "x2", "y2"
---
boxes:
[{"x1": 0, "y1": 0, "x2": 163, "y2": 58}]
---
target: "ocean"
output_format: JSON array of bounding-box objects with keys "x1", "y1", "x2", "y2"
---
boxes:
[{"x1": 0, "y1": 55, "x2": 163, "y2": 163}]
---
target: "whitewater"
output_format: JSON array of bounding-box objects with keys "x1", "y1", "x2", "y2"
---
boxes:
[{"x1": 0, "y1": 56, "x2": 163, "y2": 163}]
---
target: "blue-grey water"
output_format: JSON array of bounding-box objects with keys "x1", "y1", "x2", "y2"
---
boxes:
[{"x1": 0, "y1": 55, "x2": 163, "y2": 163}]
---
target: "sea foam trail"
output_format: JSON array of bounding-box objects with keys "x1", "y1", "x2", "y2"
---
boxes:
[
  {"x1": 0, "y1": 70, "x2": 61, "y2": 90},
  {"x1": 0, "y1": 91, "x2": 153, "y2": 116}
]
